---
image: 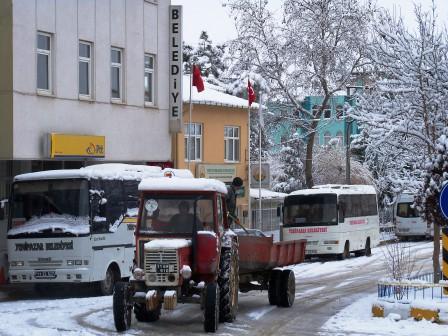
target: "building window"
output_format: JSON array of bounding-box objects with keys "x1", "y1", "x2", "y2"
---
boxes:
[
  {"x1": 224, "y1": 126, "x2": 240, "y2": 162},
  {"x1": 184, "y1": 123, "x2": 202, "y2": 161},
  {"x1": 336, "y1": 105, "x2": 343, "y2": 119},
  {"x1": 111, "y1": 48, "x2": 123, "y2": 100},
  {"x1": 79, "y1": 41, "x2": 92, "y2": 98},
  {"x1": 324, "y1": 131, "x2": 332, "y2": 145},
  {"x1": 37, "y1": 32, "x2": 52, "y2": 92},
  {"x1": 323, "y1": 106, "x2": 331, "y2": 119},
  {"x1": 144, "y1": 54, "x2": 155, "y2": 104}
]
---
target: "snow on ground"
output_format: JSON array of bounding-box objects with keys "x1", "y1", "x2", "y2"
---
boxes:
[
  {"x1": 321, "y1": 293, "x2": 448, "y2": 336},
  {"x1": 0, "y1": 296, "x2": 111, "y2": 336}
]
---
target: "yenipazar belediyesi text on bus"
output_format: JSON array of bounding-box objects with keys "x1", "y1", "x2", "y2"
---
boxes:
[
  {"x1": 6, "y1": 164, "x2": 192, "y2": 295},
  {"x1": 281, "y1": 185, "x2": 380, "y2": 259}
]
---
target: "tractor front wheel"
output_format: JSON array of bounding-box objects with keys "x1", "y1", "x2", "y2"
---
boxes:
[
  {"x1": 113, "y1": 282, "x2": 132, "y2": 331},
  {"x1": 204, "y1": 282, "x2": 220, "y2": 332}
]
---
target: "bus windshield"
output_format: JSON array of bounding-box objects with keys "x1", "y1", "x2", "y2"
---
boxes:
[
  {"x1": 9, "y1": 179, "x2": 90, "y2": 236},
  {"x1": 283, "y1": 194, "x2": 337, "y2": 227},
  {"x1": 140, "y1": 195, "x2": 214, "y2": 234}
]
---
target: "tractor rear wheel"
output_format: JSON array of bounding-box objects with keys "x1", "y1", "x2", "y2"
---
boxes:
[{"x1": 218, "y1": 244, "x2": 239, "y2": 323}]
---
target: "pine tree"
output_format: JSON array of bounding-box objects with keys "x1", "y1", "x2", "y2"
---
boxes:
[{"x1": 272, "y1": 134, "x2": 305, "y2": 193}]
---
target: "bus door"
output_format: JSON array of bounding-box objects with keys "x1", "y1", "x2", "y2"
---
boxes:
[{"x1": 90, "y1": 179, "x2": 130, "y2": 280}]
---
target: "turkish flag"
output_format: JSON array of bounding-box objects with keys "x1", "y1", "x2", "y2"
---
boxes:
[
  {"x1": 247, "y1": 79, "x2": 256, "y2": 106},
  {"x1": 192, "y1": 64, "x2": 205, "y2": 92}
]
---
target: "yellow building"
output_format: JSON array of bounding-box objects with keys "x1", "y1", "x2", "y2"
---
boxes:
[{"x1": 173, "y1": 77, "x2": 257, "y2": 227}]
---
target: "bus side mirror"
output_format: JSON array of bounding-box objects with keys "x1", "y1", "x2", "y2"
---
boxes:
[
  {"x1": 0, "y1": 208, "x2": 4, "y2": 221},
  {"x1": 276, "y1": 206, "x2": 281, "y2": 217}
]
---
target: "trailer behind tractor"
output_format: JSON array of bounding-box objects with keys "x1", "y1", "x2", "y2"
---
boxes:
[{"x1": 113, "y1": 176, "x2": 306, "y2": 332}]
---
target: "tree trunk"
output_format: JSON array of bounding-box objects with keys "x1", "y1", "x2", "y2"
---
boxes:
[
  {"x1": 305, "y1": 135, "x2": 314, "y2": 188},
  {"x1": 433, "y1": 221, "x2": 441, "y2": 283}
]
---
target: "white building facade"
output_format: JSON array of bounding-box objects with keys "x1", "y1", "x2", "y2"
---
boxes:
[{"x1": 0, "y1": 0, "x2": 178, "y2": 283}]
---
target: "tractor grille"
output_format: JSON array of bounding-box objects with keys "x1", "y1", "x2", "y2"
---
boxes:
[{"x1": 144, "y1": 249, "x2": 179, "y2": 286}]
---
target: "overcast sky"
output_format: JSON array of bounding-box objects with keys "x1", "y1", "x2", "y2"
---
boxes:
[{"x1": 171, "y1": 0, "x2": 448, "y2": 46}]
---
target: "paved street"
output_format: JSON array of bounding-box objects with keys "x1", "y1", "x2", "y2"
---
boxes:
[{"x1": 0, "y1": 241, "x2": 434, "y2": 335}]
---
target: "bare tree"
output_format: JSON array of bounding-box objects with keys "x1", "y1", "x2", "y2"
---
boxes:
[
  {"x1": 352, "y1": 4, "x2": 448, "y2": 281},
  {"x1": 381, "y1": 240, "x2": 421, "y2": 299},
  {"x1": 225, "y1": 0, "x2": 374, "y2": 187}
]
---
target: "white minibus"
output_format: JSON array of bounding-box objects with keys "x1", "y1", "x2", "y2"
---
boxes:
[{"x1": 281, "y1": 185, "x2": 380, "y2": 259}]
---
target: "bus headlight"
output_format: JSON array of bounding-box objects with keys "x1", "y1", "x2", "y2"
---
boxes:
[
  {"x1": 10, "y1": 261, "x2": 24, "y2": 267},
  {"x1": 324, "y1": 240, "x2": 339, "y2": 245},
  {"x1": 133, "y1": 268, "x2": 145, "y2": 281}
]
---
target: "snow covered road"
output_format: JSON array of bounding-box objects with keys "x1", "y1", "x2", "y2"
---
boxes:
[{"x1": 0, "y1": 241, "x2": 437, "y2": 335}]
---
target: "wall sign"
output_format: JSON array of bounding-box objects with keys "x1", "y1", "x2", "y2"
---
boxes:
[
  {"x1": 197, "y1": 164, "x2": 236, "y2": 183},
  {"x1": 169, "y1": 5, "x2": 183, "y2": 133},
  {"x1": 48, "y1": 133, "x2": 105, "y2": 158},
  {"x1": 250, "y1": 163, "x2": 270, "y2": 188}
]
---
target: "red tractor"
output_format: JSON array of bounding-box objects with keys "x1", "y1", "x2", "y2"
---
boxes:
[{"x1": 113, "y1": 177, "x2": 305, "y2": 332}]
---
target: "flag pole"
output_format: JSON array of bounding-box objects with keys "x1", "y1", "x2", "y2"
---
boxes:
[
  {"x1": 188, "y1": 64, "x2": 193, "y2": 171},
  {"x1": 247, "y1": 79, "x2": 252, "y2": 229},
  {"x1": 258, "y1": 93, "x2": 262, "y2": 228}
]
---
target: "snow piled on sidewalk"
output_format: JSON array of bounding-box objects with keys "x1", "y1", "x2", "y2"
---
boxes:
[{"x1": 321, "y1": 294, "x2": 448, "y2": 336}]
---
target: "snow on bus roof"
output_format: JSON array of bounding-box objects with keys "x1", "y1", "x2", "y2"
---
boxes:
[
  {"x1": 138, "y1": 177, "x2": 228, "y2": 194},
  {"x1": 14, "y1": 164, "x2": 193, "y2": 181},
  {"x1": 289, "y1": 184, "x2": 376, "y2": 196},
  {"x1": 250, "y1": 188, "x2": 287, "y2": 200}
]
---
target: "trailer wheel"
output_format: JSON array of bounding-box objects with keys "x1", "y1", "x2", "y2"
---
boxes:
[
  {"x1": 134, "y1": 303, "x2": 161, "y2": 322},
  {"x1": 277, "y1": 269, "x2": 295, "y2": 308},
  {"x1": 113, "y1": 282, "x2": 132, "y2": 331},
  {"x1": 204, "y1": 282, "x2": 220, "y2": 332},
  {"x1": 268, "y1": 269, "x2": 282, "y2": 305},
  {"x1": 218, "y1": 244, "x2": 239, "y2": 323}
]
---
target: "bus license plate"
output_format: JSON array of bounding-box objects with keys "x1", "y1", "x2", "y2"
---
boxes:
[
  {"x1": 34, "y1": 270, "x2": 57, "y2": 279},
  {"x1": 156, "y1": 264, "x2": 169, "y2": 273}
]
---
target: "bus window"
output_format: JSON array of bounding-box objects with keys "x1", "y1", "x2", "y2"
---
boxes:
[{"x1": 283, "y1": 194, "x2": 337, "y2": 227}]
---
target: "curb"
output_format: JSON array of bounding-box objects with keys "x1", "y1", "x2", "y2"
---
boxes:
[{"x1": 372, "y1": 301, "x2": 440, "y2": 322}]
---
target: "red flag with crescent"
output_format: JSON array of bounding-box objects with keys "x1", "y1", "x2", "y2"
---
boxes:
[
  {"x1": 192, "y1": 64, "x2": 205, "y2": 92},
  {"x1": 247, "y1": 79, "x2": 256, "y2": 106}
]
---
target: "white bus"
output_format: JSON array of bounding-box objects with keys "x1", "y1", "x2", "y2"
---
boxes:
[
  {"x1": 395, "y1": 192, "x2": 432, "y2": 239},
  {"x1": 6, "y1": 164, "x2": 191, "y2": 294},
  {"x1": 281, "y1": 185, "x2": 380, "y2": 259}
]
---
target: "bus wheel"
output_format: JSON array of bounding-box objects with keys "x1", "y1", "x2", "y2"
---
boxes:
[
  {"x1": 100, "y1": 265, "x2": 119, "y2": 296},
  {"x1": 338, "y1": 242, "x2": 350, "y2": 260},
  {"x1": 365, "y1": 239, "x2": 372, "y2": 257}
]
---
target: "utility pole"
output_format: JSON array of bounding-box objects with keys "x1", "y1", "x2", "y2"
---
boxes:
[{"x1": 344, "y1": 85, "x2": 362, "y2": 185}]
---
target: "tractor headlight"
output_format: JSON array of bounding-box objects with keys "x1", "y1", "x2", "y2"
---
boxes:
[
  {"x1": 180, "y1": 265, "x2": 192, "y2": 279},
  {"x1": 133, "y1": 267, "x2": 145, "y2": 281}
]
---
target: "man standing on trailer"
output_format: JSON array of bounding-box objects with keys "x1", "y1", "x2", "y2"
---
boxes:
[{"x1": 226, "y1": 177, "x2": 243, "y2": 225}]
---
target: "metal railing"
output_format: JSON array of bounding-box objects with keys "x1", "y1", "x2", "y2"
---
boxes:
[
  {"x1": 251, "y1": 207, "x2": 282, "y2": 232},
  {"x1": 378, "y1": 271, "x2": 447, "y2": 301}
]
